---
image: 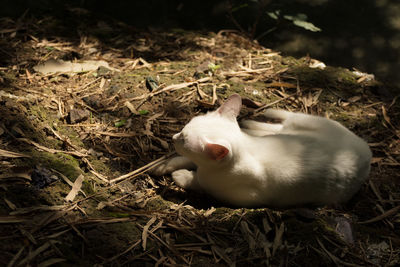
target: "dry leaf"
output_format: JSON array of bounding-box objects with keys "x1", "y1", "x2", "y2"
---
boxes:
[
  {"x1": 0, "y1": 216, "x2": 27, "y2": 223},
  {"x1": 0, "y1": 172, "x2": 31, "y2": 181},
  {"x1": 381, "y1": 105, "x2": 393, "y2": 127},
  {"x1": 4, "y1": 197, "x2": 17, "y2": 210},
  {"x1": 142, "y1": 216, "x2": 157, "y2": 251},
  {"x1": 65, "y1": 175, "x2": 84, "y2": 202},
  {"x1": 348, "y1": 96, "x2": 361, "y2": 103},
  {"x1": 203, "y1": 207, "x2": 216, "y2": 217},
  {"x1": 0, "y1": 149, "x2": 30, "y2": 158},
  {"x1": 272, "y1": 222, "x2": 284, "y2": 256},
  {"x1": 33, "y1": 59, "x2": 114, "y2": 74},
  {"x1": 37, "y1": 258, "x2": 66, "y2": 267},
  {"x1": 265, "y1": 82, "x2": 297, "y2": 89}
]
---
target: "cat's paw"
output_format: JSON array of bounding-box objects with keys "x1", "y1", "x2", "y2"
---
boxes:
[
  {"x1": 150, "y1": 163, "x2": 173, "y2": 176},
  {"x1": 172, "y1": 169, "x2": 195, "y2": 189},
  {"x1": 150, "y1": 156, "x2": 196, "y2": 176}
]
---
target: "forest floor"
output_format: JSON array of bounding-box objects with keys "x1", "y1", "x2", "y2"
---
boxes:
[{"x1": 0, "y1": 8, "x2": 399, "y2": 267}]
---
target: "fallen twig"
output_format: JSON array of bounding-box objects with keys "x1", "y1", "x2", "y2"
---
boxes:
[
  {"x1": 358, "y1": 205, "x2": 400, "y2": 224},
  {"x1": 110, "y1": 152, "x2": 175, "y2": 184}
]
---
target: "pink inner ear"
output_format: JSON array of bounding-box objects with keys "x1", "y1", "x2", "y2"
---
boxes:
[{"x1": 205, "y1": 143, "x2": 229, "y2": 160}]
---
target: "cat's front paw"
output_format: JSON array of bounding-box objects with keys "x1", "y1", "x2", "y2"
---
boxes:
[
  {"x1": 150, "y1": 156, "x2": 196, "y2": 176},
  {"x1": 150, "y1": 163, "x2": 173, "y2": 176},
  {"x1": 172, "y1": 169, "x2": 196, "y2": 189}
]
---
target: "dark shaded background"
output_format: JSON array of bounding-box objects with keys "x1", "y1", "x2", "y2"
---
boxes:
[{"x1": 1, "y1": 0, "x2": 399, "y2": 90}]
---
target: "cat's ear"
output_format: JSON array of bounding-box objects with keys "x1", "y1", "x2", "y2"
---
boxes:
[
  {"x1": 205, "y1": 143, "x2": 229, "y2": 160},
  {"x1": 217, "y1": 94, "x2": 242, "y2": 118}
]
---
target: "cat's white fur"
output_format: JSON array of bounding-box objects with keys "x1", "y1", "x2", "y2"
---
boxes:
[{"x1": 153, "y1": 94, "x2": 372, "y2": 208}]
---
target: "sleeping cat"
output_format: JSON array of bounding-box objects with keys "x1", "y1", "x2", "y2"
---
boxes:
[{"x1": 153, "y1": 94, "x2": 372, "y2": 208}]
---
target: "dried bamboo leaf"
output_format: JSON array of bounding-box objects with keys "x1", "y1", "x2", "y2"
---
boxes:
[
  {"x1": 0, "y1": 173, "x2": 31, "y2": 181},
  {"x1": 65, "y1": 174, "x2": 84, "y2": 202},
  {"x1": 142, "y1": 216, "x2": 157, "y2": 251},
  {"x1": 18, "y1": 138, "x2": 86, "y2": 157},
  {"x1": 37, "y1": 258, "x2": 66, "y2": 267},
  {"x1": 7, "y1": 245, "x2": 25, "y2": 267},
  {"x1": 18, "y1": 241, "x2": 55, "y2": 266},
  {"x1": 104, "y1": 240, "x2": 141, "y2": 263},
  {"x1": 10, "y1": 205, "x2": 67, "y2": 215},
  {"x1": 110, "y1": 152, "x2": 175, "y2": 183},
  {"x1": 0, "y1": 149, "x2": 30, "y2": 158},
  {"x1": 97, "y1": 131, "x2": 136, "y2": 137},
  {"x1": 4, "y1": 198, "x2": 17, "y2": 210},
  {"x1": 0, "y1": 216, "x2": 27, "y2": 223},
  {"x1": 265, "y1": 82, "x2": 297, "y2": 88},
  {"x1": 272, "y1": 222, "x2": 284, "y2": 256},
  {"x1": 51, "y1": 169, "x2": 86, "y2": 197},
  {"x1": 358, "y1": 205, "x2": 400, "y2": 224},
  {"x1": 203, "y1": 207, "x2": 216, "y2": 217}
]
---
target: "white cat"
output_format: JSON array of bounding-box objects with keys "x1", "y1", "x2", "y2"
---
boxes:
[{"x1": 153, "y1": 94, "x2": 372, "y2": 208}]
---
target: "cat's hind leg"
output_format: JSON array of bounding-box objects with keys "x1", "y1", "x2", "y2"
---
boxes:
[
  {"x1": 240, "y1": 120, "x2": 283, "y2": 136},
  {"x1": 263, "y1": 109, "x2": 326, "y2": 132}
]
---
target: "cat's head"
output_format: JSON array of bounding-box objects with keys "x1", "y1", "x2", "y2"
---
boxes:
[{"x1": 173, "y1": 94, "x2": 242, "y2": 165}]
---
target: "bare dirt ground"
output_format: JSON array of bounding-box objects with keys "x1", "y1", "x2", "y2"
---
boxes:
[{"x1": 0, "y1": 9, "x2": 399, "y2": 266}]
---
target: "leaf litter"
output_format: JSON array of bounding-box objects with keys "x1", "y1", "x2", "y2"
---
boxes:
[{"x1": 0, "y1": 9, "x2": 399, "y2": 267}]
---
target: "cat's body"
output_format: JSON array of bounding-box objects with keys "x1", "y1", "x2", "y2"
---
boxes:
[{"x1": 153, "y1": 94, "x2": 372, "y2": 208}]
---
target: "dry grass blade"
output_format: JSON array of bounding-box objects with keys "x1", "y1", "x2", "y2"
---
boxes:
[
  {"x1": 221, "y1": 66, "x2": 273, "y2": 77},
  {"x1": 10, "y1": 205, "x2": 67, "y2": 215},
  {"x1": 37, "y1": 258, "x2": 66, "y2": 267},
  {"x1": 142, "y1": 216, "x2": 157, "y2": 251},
  {"x1": 97, "y1": 131, "x2": 136, "y2": 137},
  {"x1": 104, "y1": 240, "x2": 141, "y2": 263},
  {"x1": 0, "y1": 216, "x2": 28, "y2": 223},
  {"x1": 265, "y1": 82, "x2": 297, "y2": 89},
  {"x1": 7, "y1": 245, "x2": 25, "y2": 267},
  {"x1": 253, "y1": 93, "x2": 297, "y2": 114},
  {"x1": 68, "y1": 222, "x2": 89, "y2": 244},
  {"x1": 240, "y1": 221, "x2": 256, "y2": 251},
  {"x1": 4, "y1": 198, "x2": 17, "y2": 210},
  {"x1": 31, "y1": 205, "x2": 77, "y2": 233},
  {"x1": 65, "y1": 174, "x2": 84, "y2": 202},
  {"x1": 207, "y1": 233, "x2": 234, "y2": 266},
  {"x1": 0, "y1": 173, "x2": 31, "y2": 181},
  {"x1": 358, "y1": 205, "x2": 400, "y2": 224},
  {"x1": 110, "y1": 152, "x2": 175, "y2": 183},
  {"x1": 18, "y1": 226, "x2": 37, "y2": 244},
  {"x1": 18, "y1": 138, "x2": 86, "y2": 157},
  {"x1": 17, "y1": 241, "x2": 55, "y2": 266},
  {"x1": 272, "y1": 222, "x2": 284, "y2": 256},
  {"x1": 316, "y1": 237, "x2": 360, "y2": 267},
  {"x1": 72, "y1": 217, "x2": 133, "y2": 225},
  {"x1": 0, "y1": 149, "x2": 30, "y2": 158},
  {"x1": 81, "y1": 158, "x2": 110, "y2": 184},
  {"x1": 156, "y1": 77, "x2": 211, "y2": 94}
]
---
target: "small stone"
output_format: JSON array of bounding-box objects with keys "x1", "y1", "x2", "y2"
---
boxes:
[
  {"x1": 69, "y1": 108, "x2": 90, "y2": 124},
  {"x1": 97, "y1": 66, "x2": 111, "y2": 76}
]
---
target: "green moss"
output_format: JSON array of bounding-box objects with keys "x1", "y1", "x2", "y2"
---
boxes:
[
  {"x1": 145, "y1": 195, "x2": 174, "y2": 210},
  {"x1": 23, "y1": 150, "x2": 82, "y2": 180},
  {"x1": 87, "y1": 157, "x2": 115, "y2": 178}
]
